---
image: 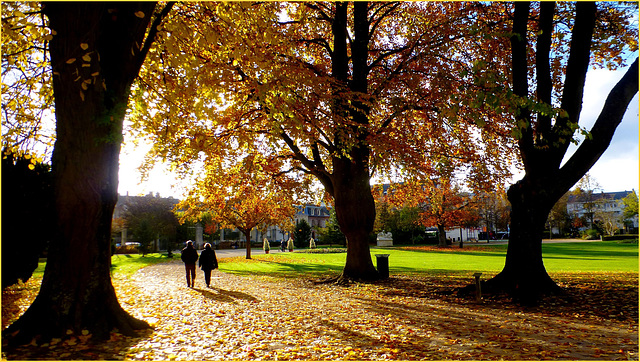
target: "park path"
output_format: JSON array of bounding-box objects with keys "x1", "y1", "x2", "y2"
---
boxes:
[{"x1": 107, "y1": 257, "x2": 639, "y2": 360}]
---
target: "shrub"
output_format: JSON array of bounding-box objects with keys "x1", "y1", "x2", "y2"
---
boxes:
[
  {"x1": 582, "y1": 229, "x2": 600, "y2": 240},
  {"x1": 114, "y1": 245, "x2": 140, "y2": 254}
]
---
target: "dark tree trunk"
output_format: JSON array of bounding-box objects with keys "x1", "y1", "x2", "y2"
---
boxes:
[
  {"x1": 437, "y1": 224, "x2": 448, "y2": 247},
  {"x1": 3, "y1": 2, "x2": 172, "y2": 344},
  {"x1": 332, "y1": 157, "x2": 379, "y2": 281},
  {"x1": 485, "y1": 176, "x2": 563, "y2": 304},
  {"x1": 242, "y1": 229, "x2": 252, "y2": 259},
  {"x1": 330, "y1": 2, "x2": 378, "y2": 281}
]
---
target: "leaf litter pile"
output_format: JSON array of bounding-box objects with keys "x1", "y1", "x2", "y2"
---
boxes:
[{"x1": 2, "y1": 257, "x2": 637, "y2": 360}]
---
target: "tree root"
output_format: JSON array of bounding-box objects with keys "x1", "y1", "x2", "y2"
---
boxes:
[
  {"x1": 457, "y1": 273, "x2": 567, "y2": 306},
  {"x1": 2, "y1": 295, "x2": 152, "y2": 347},
  {"x1": 311, "y1": 272, "x2": 384, "y2": 286}
]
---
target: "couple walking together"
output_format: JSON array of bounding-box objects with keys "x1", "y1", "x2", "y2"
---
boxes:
[{"x1": 181, "y1": 240, "x2": 218, "y2": 288}]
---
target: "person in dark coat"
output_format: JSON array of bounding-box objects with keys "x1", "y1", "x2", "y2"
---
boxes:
[
  {"x1": 198, "y1": 243, "x2": 218, "y2": 287},
  {"x1": 181, "y1": 240, "x2": 199, "y2": 287}
]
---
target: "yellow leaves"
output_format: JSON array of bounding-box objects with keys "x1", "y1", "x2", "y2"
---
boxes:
[
  {"x1": 80, "y1": 43, "x2": 89, "y2": 50},
  {"x1": 134, "y1": 11, "x2": 146, "y2": 18},
  {"x1": 66, "y1": 58, "x2": 77, "y2": 64},
  {"x1": 82, "y1": 53, "x2": 92, "y2": 62}
]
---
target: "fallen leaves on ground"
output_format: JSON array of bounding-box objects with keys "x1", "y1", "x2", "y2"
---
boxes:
[{"x1": 2, "y1": 258, "x2": 637, "y2": 360}]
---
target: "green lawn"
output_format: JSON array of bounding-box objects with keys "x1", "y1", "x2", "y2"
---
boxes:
[
  {"x1": 30, "y1": 240, "x2": 637, "y2": 279},
  {"x1": 33, "y1": 253, "x2": 172, "y2": 278},
  {"x1": 110, "y1": 253, "x2": 172, "y2": 277},
  {"x1": 218, "y1": 240, "x2": 638, "y2": 277}
]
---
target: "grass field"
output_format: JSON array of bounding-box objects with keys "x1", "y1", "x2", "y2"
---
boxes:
[
  {"x1": 32, "y1": 253, "x2": 171, "y2": 278},
  {"x1": 217, "y1": 240, "x2": 638, "y2": 277},
  {"x1": 29, "y1": 240, "x2": 638, "y2": 279}
]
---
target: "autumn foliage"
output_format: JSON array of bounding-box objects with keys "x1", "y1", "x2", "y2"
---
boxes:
[
  {"x1": 178, "y1": 152, "x2": 309, "y2": 259},
  {"x1": 385, "y1": 179, "x2": 480, "y2": 247}
]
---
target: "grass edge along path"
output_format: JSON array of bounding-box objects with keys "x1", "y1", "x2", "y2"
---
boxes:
[{"x1": 217, "y1": 240, "x2": 638, "y2": 278}]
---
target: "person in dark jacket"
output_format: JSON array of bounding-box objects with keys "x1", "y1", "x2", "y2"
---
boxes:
[
  {"x1": 181, "y1": 240, "x2": 199, "y2": 287},
  {"x1": 198, "y1": 243, "x2": 218, "y2": 287}
]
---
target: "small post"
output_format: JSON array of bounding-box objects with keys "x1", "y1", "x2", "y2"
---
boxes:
[
  {"x1": 375, "y1": 254, "x2": 390, "y2": 279},
  {"x1": 473, "y1": 272, "x2": 483, "y2": 302}
]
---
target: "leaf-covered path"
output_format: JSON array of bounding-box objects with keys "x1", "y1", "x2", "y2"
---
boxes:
[{"x1": 3, "y1": 258, "x2": 638, "y2": 360}]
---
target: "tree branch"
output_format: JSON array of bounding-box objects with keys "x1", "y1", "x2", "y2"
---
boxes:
[
  {"x1": 534, "y1": 2, "x2": 555, "y2": 143},
  {"x1": 551, "y1": 1, "x2": 596, "y2": 166},
  {"x1": 510, "y1": 2, "x2": 534, "y2": 169},
  {"x1": 135, "y1": 2, "x2": 176, "y2": 72},
  {"x1": 279, "y1": 127, "x2": 333, "y2": 194}
]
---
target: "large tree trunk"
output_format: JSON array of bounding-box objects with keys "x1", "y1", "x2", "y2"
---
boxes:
[
  {"x1": 332, "y1": 157, "x2": 379, "y2": 281},
  {"x1": 3, "y1": 2, "x2": 166, "y2": 344},
  {"x1": 485, "y1": 176, "x2": 563, "y2": 304},
  {"x1": 324, "y1": 2, "x2": 378, "y2": 282}
]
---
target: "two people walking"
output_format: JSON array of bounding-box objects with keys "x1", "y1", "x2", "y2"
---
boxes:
[{"x1": 181, "y1": 241, "x2": 218, "y2": 288}]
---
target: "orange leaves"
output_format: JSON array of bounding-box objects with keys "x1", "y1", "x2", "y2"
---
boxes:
[
  {"x1": 130, "y1": 2, "x2": 523, "y2": 204},
  {"x1": 178, "y1": 152, "x2": 309, "y2": 235}
]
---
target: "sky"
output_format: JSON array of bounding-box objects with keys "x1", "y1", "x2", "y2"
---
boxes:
[
  {"x1": 569, "y1": 67, "x2": 639, "y2": 193},
  {"x1": 117, "y1": 66, "x2": 640, "y2": 199}
]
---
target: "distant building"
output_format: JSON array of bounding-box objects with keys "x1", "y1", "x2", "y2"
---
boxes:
[
  {"x1": 567, "y1": 190, "x2": 639, "y2": 232},
  {"x1": 254, "y1": 204, "x2": 331, "y2": 242},
  {"x1": 295, "y1": 204, "x2": 331, "y2": 228}
]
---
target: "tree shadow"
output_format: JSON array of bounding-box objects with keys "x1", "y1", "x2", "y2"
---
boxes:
[{"x1": 193, "y1": 286, "x2": 260, "y2": 304}]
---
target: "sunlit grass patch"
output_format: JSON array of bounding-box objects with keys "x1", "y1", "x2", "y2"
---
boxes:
[
  {"x1": 218, "y1": 241, "x2": 638, "y2": 277},
  {"x1": 110, "y1": 253, "x2": 172, "y2": 277}
]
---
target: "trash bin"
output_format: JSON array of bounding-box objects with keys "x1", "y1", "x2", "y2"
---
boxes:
[{"x1": 375, "y1": 254, "x2": 390, "y2": 279}]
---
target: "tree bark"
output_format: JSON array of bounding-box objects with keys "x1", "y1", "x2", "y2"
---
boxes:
[
  {"x1": 3, "y1": 2, "x2": 170, "y2": 344},
  {"x1": 486, "y1": 176, "x2": 563, "y2": 304},
  {"x1": 326, "y1": 2, "x2": 379, "y2": 282},
  {"x1": 332, "y1": 156, "x2": 379, "y2": 281},
  {"x1": 437, "y1": 224, "x2": 448, "y2": 248},
  {"x1": 241, "y1": 229, "x2": 252, "y2": 259}
]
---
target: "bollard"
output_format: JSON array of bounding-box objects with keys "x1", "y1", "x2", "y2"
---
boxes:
[
  {"x1": 473, "y1": 272, "x2": 483, "y2": 302},
  {"x1": 375, "y1": 254, "x2": 390, "y2": 279}
]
